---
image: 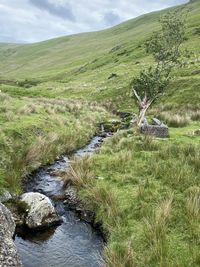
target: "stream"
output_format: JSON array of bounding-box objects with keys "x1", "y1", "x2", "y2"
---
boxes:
[{"x1": 15, "y1": 136, "x2": 107, "y2": 267}]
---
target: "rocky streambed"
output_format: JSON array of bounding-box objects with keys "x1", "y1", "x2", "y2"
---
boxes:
[{"x1": 14, "y1": 135, "x2": 109, "y2": 267}]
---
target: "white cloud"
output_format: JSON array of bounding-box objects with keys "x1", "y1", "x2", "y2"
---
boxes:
[{"x1": 0, "y1": 0, "x2": 188, "y2": 43}]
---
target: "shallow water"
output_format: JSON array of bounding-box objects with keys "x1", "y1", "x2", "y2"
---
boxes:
[{"x1": 15, "y1": 136, "x2": 105, "y2": 267}]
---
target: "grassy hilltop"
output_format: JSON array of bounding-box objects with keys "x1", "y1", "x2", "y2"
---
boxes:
[{"x1": 0, "y1": 0, "x2": 199, "y2": 266}]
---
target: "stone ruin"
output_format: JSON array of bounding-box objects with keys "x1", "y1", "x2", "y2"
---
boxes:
[{"x1": 140, "y1": 117, "x2": 169, "y2": 138}]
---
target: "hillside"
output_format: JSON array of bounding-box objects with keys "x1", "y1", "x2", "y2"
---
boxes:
[{"x1": 0, "y1": 0, "x2": 199, "y2": 111}]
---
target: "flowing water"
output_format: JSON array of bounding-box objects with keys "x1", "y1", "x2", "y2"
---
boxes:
[{"x1": 15, "y1": 136, "x2": 106, "y2": 267}]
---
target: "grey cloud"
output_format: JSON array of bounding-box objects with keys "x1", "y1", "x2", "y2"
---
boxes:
[
  {"x1": 29, "y1": 0, "x2": 75, "y2": 21},
  {"x1": 104, "y1": 11, "x2": 121, "y2": 26}
]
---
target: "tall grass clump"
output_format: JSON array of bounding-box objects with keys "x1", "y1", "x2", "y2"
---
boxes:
[
  {"x1": 85, "y1": 182, "x2": 121, "y2": 228},
  {"x1": 190, "y1": 110, "x2": 200, "y2": 121},
  {"x1": 185, "y1": 186, "x2": 200, "y2": 265},
  {"x1": 158, "y1": 112, "x2": 190, "y2": 127},
  {"x1": 144, "y1": 195, "x2": 173, "y2": 266},
  {"x1": 63, "y1": 155, "x2": 94, "y2": 190},
  {"x1": 104, "y1": 241, "x2": 135, "y2": 267},
  {"x1": 185, "y1": 187, "x2": 200, "y2": 236}
]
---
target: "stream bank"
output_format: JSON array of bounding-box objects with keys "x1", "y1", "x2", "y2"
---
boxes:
[{"x1": 14, "y1": 134, "x2": 111, "y2": 267}]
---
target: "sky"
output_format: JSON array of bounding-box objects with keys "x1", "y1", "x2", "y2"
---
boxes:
[{"x1": 0, "y1": 0, "x2": 188, "y2": 44}]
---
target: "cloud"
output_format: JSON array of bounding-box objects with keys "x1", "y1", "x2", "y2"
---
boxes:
[
  {"x1": 29, "y1": 0, "x2": 75, "y2": 21},
  {"x1": 104, "y1": 11, "x2": 121, "y2": 26},
  {"x1": 0, "y1": 0, "x2": 189, "y2": 43}
]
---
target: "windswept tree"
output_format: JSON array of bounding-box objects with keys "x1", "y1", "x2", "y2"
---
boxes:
[{"x1": 131, "y1": 10, "x2": 187, "y2": 127}]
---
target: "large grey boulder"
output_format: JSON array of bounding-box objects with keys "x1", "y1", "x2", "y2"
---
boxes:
[
  {"x1": 0, "y1": 202, "x2": 22, "y2": 266},
  {"x1": 21, "y1": 192, "x2": 61, "y2": 229}
]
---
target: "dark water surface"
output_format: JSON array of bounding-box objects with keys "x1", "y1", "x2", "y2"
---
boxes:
[{"x1": 15, "y1": 136, "x2": 105, "y2": 267}]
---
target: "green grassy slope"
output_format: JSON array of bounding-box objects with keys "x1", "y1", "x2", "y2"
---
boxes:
[
  {"x1": 0, "y1": 1, "x2": 198, "y2": 79},
  {"x1": 0, "y1": 0, "x2": 199, "y2": 112}
]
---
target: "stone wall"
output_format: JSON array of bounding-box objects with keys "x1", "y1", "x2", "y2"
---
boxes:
[
  {"x1": 140, "y1": 117, "x2": 169, "y2": 138},
  {"x1": 141, "y1": 125, "x2": 169, "y2": 138}
]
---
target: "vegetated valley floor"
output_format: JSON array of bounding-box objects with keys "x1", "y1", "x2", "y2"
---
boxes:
[{"x1": 0, "y1": 0, "x2": 199, "y2": 266}]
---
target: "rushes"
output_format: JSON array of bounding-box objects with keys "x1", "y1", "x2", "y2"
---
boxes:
[
  {"x1": 158, "y1": 112, "x2": 190, "y2": 127},
  {"x1": 19, "y1": 103, "x2": 39, "y2": 115},
  {"x1": 104, "y1": 242, "x2": 135, "y2": 267},
  {"x1": 63, "y1": 155, "x2": 94, "y2": 190},
  {"x1": 0, "y1": 92, "x2": 11, "y2": 102},
  {"x1": 156, "y1": 107, "x2": 200, "y2": 128},
  {"x1": 108, "y1": 150, "x2": 133, "y2": 171},
  {"x1": 144, "y1": 194, "x2": 173, "y2": 265},
  {"x1": 190, "y1": 110, "x2": 200, "y2": 121},
  {"x1": 186, "y1": 187, "x2": 200, "y2": 265},
  {"x1": 86, "y1": 182, "x2": 121, "y2": 229},
  {"x1": 25, "y1": 136, "x2": 46, "y2": 166},
  {"x1": 186, "y1": 187, "x2": 200, "y2": 221}
]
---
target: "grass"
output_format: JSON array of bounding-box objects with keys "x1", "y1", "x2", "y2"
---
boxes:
[
  {"x1": 157, "y1": 113, "x2": 190, "y2": 127},
  {"x1": 63, "y1": 155, "x2": 95, "y2": 190},
  {"x1": 65, "y1": 128, "x2": 200, "y2": 267},
  {"x1": 0, "y1": 91, "x2": 109, "y2": 193}
]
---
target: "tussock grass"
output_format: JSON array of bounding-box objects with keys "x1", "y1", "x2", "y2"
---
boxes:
[
  {"x1": 4, "y1": 111, "x2": 15, "y2": 121},
  {"x1": 0, "y1": 92, "x2": 11, "y2": 102},
  {"x1": 158, "y1": 112, "x2": 190, "y2": 127},
  {"x1": 144, "y1": 194, "x2": 173, "y2": 264},
  {"x1": 186, "y1": 187, "x2": 200, "y2": 222},
  {"x1": 155, "y1": 105, "x2": 200, "y2": 129},
  {"x1": 190, "y1": 110, "x2": 200, "y2": 121},
  {"x1": 104, "y1": 241, "x2": 135, "y2": 267},
  {"x1": 85, "y1": 183, "x2": 122, "y2": 231},
  {"x1": 63, "y1": 155, "x2": 94, "y2": 190},
  {"x1": 19, "y1": 104, "x2": 39, "y2": 115},
  {"x1": 185, "y1": 186, "x2": 200, "y2": 265}
]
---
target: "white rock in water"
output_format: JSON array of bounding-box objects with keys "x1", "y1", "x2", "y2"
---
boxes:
[
  {"x1": 21, "y1": 192, "x2": 61, "y2": 229},
  {"x1": 0, "y1": 202, "x2": 22, "y2": 267}
]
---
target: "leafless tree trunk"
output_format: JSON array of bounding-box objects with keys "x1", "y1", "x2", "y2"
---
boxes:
[{"x1": 133, "y1": 89, "x2": 154, "y2": 128}]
